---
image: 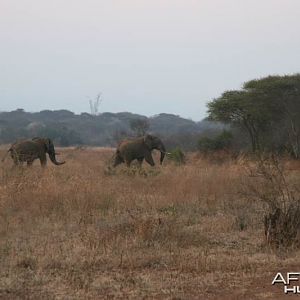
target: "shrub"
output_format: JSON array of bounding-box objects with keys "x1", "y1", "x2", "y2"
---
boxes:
[
  {"x1": 198, "y1": 130, "x2": 232, "y2": 153},
  {"x1": 264, "y1": 205, "x2": 300, "y2": 248},
  {"x1": 245, "y1": 155, "x2": 300, "y2": 248},
  {"x1": 167, "y1": 147, "x2": 186, "y2": 165}
]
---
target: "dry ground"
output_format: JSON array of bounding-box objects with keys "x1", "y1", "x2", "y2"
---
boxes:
[{"x1": 0, "y1": 147, "x2": 300, "y2": 299}]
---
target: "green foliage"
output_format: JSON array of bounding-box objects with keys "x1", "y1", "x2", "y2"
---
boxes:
[
  {"x1": 207, "y1": 74, "x2": 300, "y2": 156},
  {"x1": 198, "y1": 130, "x2": 232, "y2": 153},
  {"x1": 167, "y1": 147, "x2": 186, "y2": 165},
  {"x1": 197, "y1": 137, "x2": 215, "y2": 152}
]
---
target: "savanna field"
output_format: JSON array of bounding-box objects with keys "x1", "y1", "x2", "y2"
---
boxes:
[{"x1": 1, "y1": 147, "x2": 300, "y2": 299}]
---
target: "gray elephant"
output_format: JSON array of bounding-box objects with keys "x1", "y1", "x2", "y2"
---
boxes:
[
  {"x1": 113, "y1": 134, "x2": 166, "y2": 167},
  {"x1": 1, "y1": 137, "x2": 65, "y2": 167}
]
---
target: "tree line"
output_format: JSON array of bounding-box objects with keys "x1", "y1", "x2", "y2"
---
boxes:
[
  {"x1": 1, "y1": 73, "x2": 299, "y2": 157},
  {"x1": 0, "y1": 110, "x2": 223, "y2": 150}
]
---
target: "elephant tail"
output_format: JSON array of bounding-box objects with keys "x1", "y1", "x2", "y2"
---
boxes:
[{"x1": 1, "y1": 148, "x2": 12, "y2": 162}]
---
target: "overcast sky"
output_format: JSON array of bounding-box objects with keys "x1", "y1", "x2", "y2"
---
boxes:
[{"x1": 1, "y1": 0, "x2": 300, "y2": 120}]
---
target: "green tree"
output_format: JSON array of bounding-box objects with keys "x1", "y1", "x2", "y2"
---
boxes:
[
  {"x1": 244, "y1": 75, "x2": 300, "y2": 157},
  {"x1": 207, "y1": 74, "x2": 300, "y2": 156},
  {"x1": 198, "y1": 130, "x2": 232, "y2": 153},
  {"x1": 208, "y1": 90, "x2": 271, "y2": 152}
]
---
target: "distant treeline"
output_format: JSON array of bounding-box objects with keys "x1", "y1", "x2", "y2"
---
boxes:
[
  {"x1": 0, "y1": 110, "x2": 224, "y2": 150},
  {"x1": 2, "y1": 74, "x2": 300, "y2": 156}
]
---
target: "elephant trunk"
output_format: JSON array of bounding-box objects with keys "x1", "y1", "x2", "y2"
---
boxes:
[
  {"x1": 49, "y1": 151, "x2": 65, "y2": 166},
  {"x1": 157, "y1": 143, "x2": 166, "y2": 165}
]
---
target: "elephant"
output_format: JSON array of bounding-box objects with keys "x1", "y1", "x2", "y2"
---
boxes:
[
  {"x1": 1, "y1": 137, "x2": 65, "y2": 167},
  {"x1": 113, "y1": 134, "x2": 166, "y2": 167}
]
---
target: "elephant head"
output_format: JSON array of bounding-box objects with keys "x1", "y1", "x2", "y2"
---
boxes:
[
  {"x1": 32, "y1": 137, "x2": 65, "y2": 165},
  {"x1": 143, "y1": 134, "x2": 166, "y2": 164}
]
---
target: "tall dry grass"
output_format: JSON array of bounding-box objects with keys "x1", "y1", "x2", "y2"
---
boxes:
[{"x1": 0, "y1": 147, "x2": 300, "y2": 299}]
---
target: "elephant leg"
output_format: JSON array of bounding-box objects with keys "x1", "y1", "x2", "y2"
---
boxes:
[
  {"x1": 137, "y1": 158, "x2": 144, "y2": 168},
  {"x1": 27, "y1": 159, "x2": 34, "y2": 167},
  {"x1": 39, "y1": 154, "x2": 47, "y2": 167},
  {"x1": 144, "y1": 151, "x2": 155, "y2": 166},
  {"x1": 125, "y1": 159, "x2": 132, "y2": 167}
]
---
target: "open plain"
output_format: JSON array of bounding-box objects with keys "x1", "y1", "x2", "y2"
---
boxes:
[{"x1": 0, "y1": 147, "x2": 300, "y2": 299}]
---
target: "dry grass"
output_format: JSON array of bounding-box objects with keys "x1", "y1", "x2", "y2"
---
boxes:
[{"x1": 0, "y1": 147, "x2": 300, "y2": 299}]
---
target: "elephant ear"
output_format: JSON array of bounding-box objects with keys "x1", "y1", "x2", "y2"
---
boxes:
[
  {"x1": 143, "y1": 134, "x2": 154, "y2": 149},
  {"x1": 32, "y1": 137, "x2": 49, "y2": 151},
  {"x1": 44, "y1": 138, "x2": 52, "y2": 152}
]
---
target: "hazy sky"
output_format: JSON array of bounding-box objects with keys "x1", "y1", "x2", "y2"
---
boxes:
[{"x1": 1, "y1": 0, "x2": 300, "y2": 120}]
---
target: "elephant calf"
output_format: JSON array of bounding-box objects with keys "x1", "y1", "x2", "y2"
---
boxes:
[
  {"x1": 113, "y1": 134, "x2": 166, "y2": 167},
  {"x1": 2, "y1": 137, "x2": 65, "y2": 167}
]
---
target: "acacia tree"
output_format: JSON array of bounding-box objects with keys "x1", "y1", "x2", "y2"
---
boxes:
[
  {"x1": 207, "y1": 90, "x2": 271, "y2": 152},
  {"x1": 207, "y1": 74, "x2": 300, "y2": 155},
  {"x1": 244, "y1": 75, "x2": 300, "y2": 158}
]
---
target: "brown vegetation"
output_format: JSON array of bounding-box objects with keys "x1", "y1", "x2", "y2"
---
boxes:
[{"x1": 0, "y1": 148, "x2": 300, "y2": 299}]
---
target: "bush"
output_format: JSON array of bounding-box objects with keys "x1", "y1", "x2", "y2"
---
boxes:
[
  {"x1": 167, "y1": 148, "x2": 185, "y2": 165},
  {"x1": 197, "y1": 130, "x2": 232, "y2": 153},
  {"x1": 264, "y1": 205, "x2": 300, "y2": 248},
  {"x1": 246, "y1": 155, "x2": 300, "y2": 248}
]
